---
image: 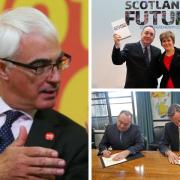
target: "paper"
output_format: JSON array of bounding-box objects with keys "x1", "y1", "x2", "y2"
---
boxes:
[
  {"x1": 176, "y1": 156, "x2": 180, "y2": 164},
  {"x1": 100, "y1": 152, "x2": 144, "y2": 168},
  {"x1": 111, "y1": 18, "x2": 131, "y2": 40},
  {"x1": 101, "y1": 153, "x2": 127, "y2": 167}
]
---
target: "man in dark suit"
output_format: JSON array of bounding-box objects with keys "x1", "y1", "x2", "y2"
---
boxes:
[
  {"x1": 0, "y1": 7, "x2": 87, "y2": 179},
  {"x1": 112, "y1": 25, "x2": 161, "y2": 88},
  {"x1": 99, "y1": 110, "x2": 144, "y2": 160},
  {"x1": 159, "y1": 104, "x2": 180, "y2": 164}
]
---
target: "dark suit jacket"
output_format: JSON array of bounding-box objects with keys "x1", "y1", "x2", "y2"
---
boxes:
[
  {"x1": 159, "y1": 122, "x2": 179, "y2": 154},
  {"x1": 112, "y1": 42, "x2": 161, "y2": 88},
  {"x1": 159, "y1": 47, "x2": 180, "y2": 88},
  {"x1": 25, "y1": 109, "x2": 88, "y2": 180},
  {"x1": 99, "y1": 124, "x2": 144, "y2": 154}
]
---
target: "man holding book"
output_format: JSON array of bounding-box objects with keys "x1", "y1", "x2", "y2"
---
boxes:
[{"x1": 112, "y1": 25, "x2": 161, "y2": 88}]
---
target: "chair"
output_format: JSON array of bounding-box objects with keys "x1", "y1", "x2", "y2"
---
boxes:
[
  {"x1": 92, "y1": 129, "x2": 105, "y2": 149},
  {"x1": 92, "y1": 128, "x2": 96, "y2": 149},
  {"x1": 94, "y1": 132, "x2": 104, "y2": 148},
  {"x1": 142, "y1": 136, "x2": 147, "y2": 150},
  {"x1": 149, "y1": 126, "x2": 164, "y2": 150}
]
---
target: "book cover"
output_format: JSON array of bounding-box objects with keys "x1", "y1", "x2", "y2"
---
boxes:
[{"x1": 111, "y1": 18, "x2": 131, "y2": 40}]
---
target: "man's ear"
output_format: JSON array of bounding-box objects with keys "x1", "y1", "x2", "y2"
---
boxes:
[{"x1": 0, "y1": 62, "x2": 9, "y2": 80}]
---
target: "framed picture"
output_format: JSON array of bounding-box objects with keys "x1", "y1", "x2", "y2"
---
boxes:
[{"x1": 150, "y1": 92, "x2": 171, "y2": 120}]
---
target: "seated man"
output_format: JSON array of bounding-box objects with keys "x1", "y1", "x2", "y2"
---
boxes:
[
  {"x1": 99, "y1": 110, "x2": 144, "y2": 160},
  {"x1": 159, "y1": 104, "x2": 180, "y2": 164}
]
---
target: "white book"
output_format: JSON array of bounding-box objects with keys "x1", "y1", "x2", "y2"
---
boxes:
[
  {"x1": 111, "y1": 18, "x2": 131, "y2": 40},
  {"x1": 101, "y1": 153, "x2": 127, "y2": 167}
]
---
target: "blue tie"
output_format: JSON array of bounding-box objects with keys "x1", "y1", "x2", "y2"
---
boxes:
[{"x1": 0, "y1": 110, "x2": 23, "y2": 153}]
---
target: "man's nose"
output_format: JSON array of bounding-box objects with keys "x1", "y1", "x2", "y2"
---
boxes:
[
  {"x1": 47, "y1": 67, "x2": 60, "y2": 83},
  {"x1": 120, "y1": 124, "x2": 124, "y2": 128}
]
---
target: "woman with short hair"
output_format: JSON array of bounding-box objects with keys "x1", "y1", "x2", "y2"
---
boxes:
[{"x1": 159, "y1": 31, "x2": 180, "y2": 88}]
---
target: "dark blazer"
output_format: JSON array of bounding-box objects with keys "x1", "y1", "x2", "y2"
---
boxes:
[
  {"x1": 159, "y1": 47, "x2": 180, "y2": 88},
  {"x1": 159, "y1": 122, "x2": 179, "y2": 154},
  {"x1": 99, "y1": 124, "x2": 144, "y2": 154},
  {"x1": 25, "y1": 109, "x2": 88, "y2": 180},
  {"x1": 112, "y1": 42, "x2": 161, "y2": 88}
]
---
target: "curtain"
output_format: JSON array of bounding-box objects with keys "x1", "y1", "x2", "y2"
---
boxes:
[
  {"x1": 172, "y1": 92, "x2": 180, "y2": 104},
  {"x1": 136, "y1": 92, "x2": 153, "y2": 149}
]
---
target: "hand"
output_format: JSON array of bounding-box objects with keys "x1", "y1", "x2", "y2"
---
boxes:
[
  {"x1": 113, "y1": 34, "x2": 121, "y2": 48},
  {"x1": 166, "y1": 150, "x2": 179, "y2": 164},
  {"x1": 112, "y1": 150, "x2": 130, "y2": 161},
  {"x1": 0, "y1": 126, "x2": 66, "y2": 179},
  {"x1": 102, "y1": 150, "x2": 111, "y2": 158}
]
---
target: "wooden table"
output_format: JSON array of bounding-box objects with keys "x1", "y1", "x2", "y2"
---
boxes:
[{"x1": 92, "y1": 149, "x2": 180, "y2": 180}]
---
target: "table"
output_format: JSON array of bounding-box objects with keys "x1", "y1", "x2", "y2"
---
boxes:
[{"x1": 92, "y1": 149, "x2": 180, "y2": 179}]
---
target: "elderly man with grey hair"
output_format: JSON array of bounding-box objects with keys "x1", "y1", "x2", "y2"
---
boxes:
[
  {"x1": 159, "y1": 104, "x2": 180, "y2": 164},
  {"x1": 0, "y1": 7, "x2": 87, "y2": 179},
  {"x1": 99, "y1": 110, "x2": 144, "y2": 161}
]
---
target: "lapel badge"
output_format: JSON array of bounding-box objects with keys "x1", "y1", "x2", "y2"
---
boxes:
[{"x1": 45, "y1": 132, "x2": 55, "y2": 141}]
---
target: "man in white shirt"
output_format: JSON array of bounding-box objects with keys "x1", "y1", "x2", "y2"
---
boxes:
[{"x1": 0, "y1": 7, "x2": 87, "y2": 179}]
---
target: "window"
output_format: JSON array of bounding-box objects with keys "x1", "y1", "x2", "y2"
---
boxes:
[{"x1": 92, "y1": 91, "x2": 135, "y2": 130}]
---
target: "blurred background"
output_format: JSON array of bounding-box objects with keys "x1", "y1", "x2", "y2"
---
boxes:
[{"x1": 0, "y1": 0, "x2": 88, "y2": 127}]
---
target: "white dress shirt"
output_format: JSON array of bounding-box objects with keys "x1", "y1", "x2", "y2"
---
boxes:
[{"x1": 0, "y1": 97, "x2": 33, "y2": 139}]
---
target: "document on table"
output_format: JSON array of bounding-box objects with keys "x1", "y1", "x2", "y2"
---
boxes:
[
  {"x1": 101, "y1": 153, "x2": 127, "y2": 167},
  {"x1": 111, "y1": 18, "x2": 131, "y2": 40},
  {"x1": 100, "y1": 152, "x2": 144, "y2": 168},
  {"x1": 176, "y1": 156, "x2": 180, "y2": 164}
]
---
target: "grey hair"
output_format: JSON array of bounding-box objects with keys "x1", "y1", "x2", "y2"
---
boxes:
[
  {"x1": 0, "y1": 7, "x2": 59, "y2": 59},
  {"x1": 119, "y1": 110, "x2": 133, "y2": 119},
  {"x1": 167, "y1": 104, "x2": 180, "y2": 117}
]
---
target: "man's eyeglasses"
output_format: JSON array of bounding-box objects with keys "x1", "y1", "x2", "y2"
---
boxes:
[{"x1": 0, "y1": 51, "x2": 71, "y2": 75}]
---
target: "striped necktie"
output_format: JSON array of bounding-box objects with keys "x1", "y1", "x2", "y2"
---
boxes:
[{"x1": 0, "y1": 110, "x2": 23, "y2": 153}]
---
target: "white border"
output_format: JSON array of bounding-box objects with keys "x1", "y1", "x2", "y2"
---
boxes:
[{"x1": 88, "y1": 0, "x2": 92, "y2": 179}]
